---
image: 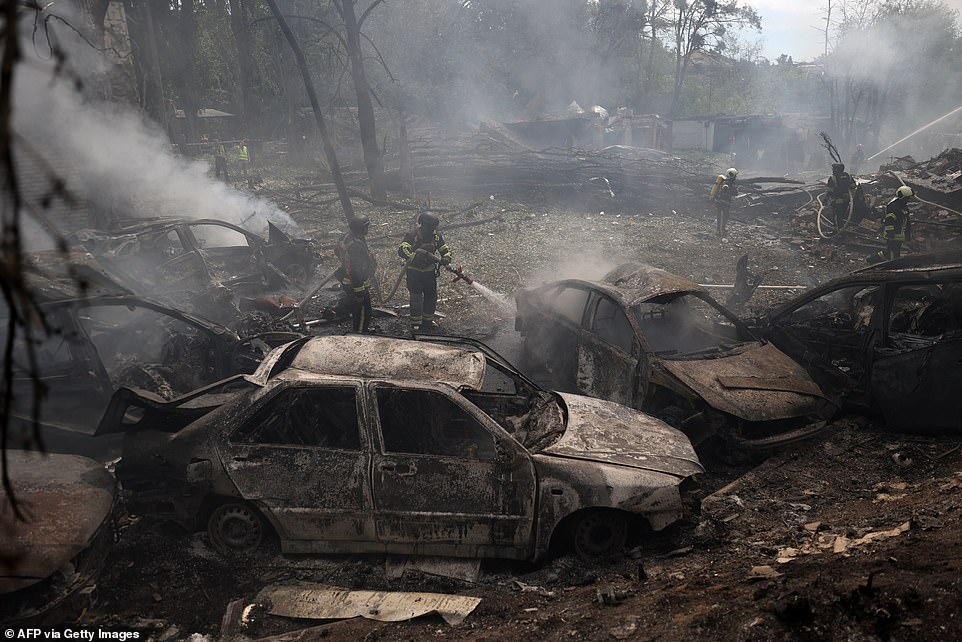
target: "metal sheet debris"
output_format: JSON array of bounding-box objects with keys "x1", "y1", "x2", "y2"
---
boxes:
[{"x1": 257, "y1": 584, "x2": 482, "y2": 626}]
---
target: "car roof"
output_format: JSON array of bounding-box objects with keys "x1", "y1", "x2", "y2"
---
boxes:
[
  {"x1": 600, "y1": 263, "x2": 707, "y2": 306},
  {"x1": 283, "y1": 335, "x2": 487, "y2": 390}
]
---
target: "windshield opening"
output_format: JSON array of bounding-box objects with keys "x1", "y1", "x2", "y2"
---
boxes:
[
  {"x1": 633, "y1": 292, "x2": 753, "y2": 357},
  {"x1": 462, "y1": 361, "x2": 566, "y2": 452}
]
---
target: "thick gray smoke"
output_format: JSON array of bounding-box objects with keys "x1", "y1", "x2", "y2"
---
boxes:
[{"x1": 14, "y1": 13, "x2": 295, "y2": 244}]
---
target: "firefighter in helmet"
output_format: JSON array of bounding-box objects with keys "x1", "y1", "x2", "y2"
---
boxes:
[
  {"x1": 872, "y1": 186, "x2": 913, "y2": 262},
  {"x1": 398, "y1": 212, "x2": 452, "y2": 334},
  {"x1": 710, "y1": 167, "x2": 738, "y2": 237},
  {"x1": 826, "y1": 163, "x2": 855, "y2": 229},
  {"x1": 334, "y1": 215, "x2": 373, "y2": 333},
  {"x1": 850, "y1": 144, "x2": 865, "y2": 175}
]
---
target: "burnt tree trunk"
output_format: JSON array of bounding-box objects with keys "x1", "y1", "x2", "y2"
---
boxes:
[
  {"x1": 336, "y1": 0, "x2": 386, "y2": 201},
  {"x1": 173, "y1": 0, "x2": 201, "y2": 143},
  {"x1": 123, "y1": 0, "x2": 170, "y2": 138},
  {"x1": 228, "y1": 0, "x2": 259, "y2": 133},
  {"x1": 264, "y1": 0, "x2": 355, "y2": 222},
  {"x1": 399, "y1": 113, "x2": 412, "y2": 195}
]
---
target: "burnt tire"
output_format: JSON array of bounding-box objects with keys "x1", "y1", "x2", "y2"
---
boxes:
[
  {"x1": 571, "y1": 510, "x2": 628, "y2": 560},
  {"x1": 207, "y1": 502, "x2": 264, "y2": 556}
]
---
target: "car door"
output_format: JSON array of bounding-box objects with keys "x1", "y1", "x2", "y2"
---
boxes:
[
  {"x1": 522, "y1": 284, "x2": 591, "y2": 389},
  {"x1": 188, "y1": 223, "x2": 257, "y2": 276},
  {"x1": 9, "y1": 305, "x2": 113, "y2": 440},
  {"x1": 870, "y1": 280, "x2": 962, "y2": 430},
  {"x1": 369, "y1": 382, "x2": 537, "y2": 557},
  {"x1": 576, "y1": 293, "x2": 639, "y2": 407},
  {"x1": 767, "y1": 283, "x2": 882, "y2": 405},
  {"x1": 220, "y1": 382, "x2": 376, "y2": 545}
]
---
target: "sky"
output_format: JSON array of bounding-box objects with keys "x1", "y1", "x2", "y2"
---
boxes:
[{"x1": 745, "y1": 0, "x2": 962, "y2": 61}]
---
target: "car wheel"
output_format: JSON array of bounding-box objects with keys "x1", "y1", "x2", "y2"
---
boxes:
[
  {"x1": 572, "y1": 510, "x2": 628, "y2": 559},
  {"x1": 207, "y1": 502, "x2": 264, "y2": 555}
]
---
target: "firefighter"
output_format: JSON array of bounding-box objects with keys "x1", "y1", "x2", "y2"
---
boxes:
[
  {"x1": 826, "y1": 163, "x2": 855, "y2": 228},
  {"x1": 850, "y1": 144, "x2": 865, "y2": 175},
  {"x1": 873, "y1": 186, "x2": 913, "y2": 262},
  {"x1": 710, "y1": 167, "x2": 738, "y2": 237},
  {"x1": 334, "y1": 215, "x2": 373, "y2": 333},
  {"x1": 398, "y1": 212, "x2": 452, "y2": 334}
]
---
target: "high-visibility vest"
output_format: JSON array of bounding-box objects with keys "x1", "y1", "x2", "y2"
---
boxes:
[{"x1": 238, "y1": 145, "x2": 249, "y2": 162}]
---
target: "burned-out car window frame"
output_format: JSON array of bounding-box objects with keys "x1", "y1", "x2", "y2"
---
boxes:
[
  {"x1": 374, "y1": 384, "x2": 501, "y2": 461},
  {"x1": 230, "y1": 385, "x2": 363, "y2": 450}
]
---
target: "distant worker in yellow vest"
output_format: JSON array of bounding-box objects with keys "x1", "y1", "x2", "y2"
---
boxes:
[{"x1": 236, "y1": 140, "x2": 250, "y2": 178}]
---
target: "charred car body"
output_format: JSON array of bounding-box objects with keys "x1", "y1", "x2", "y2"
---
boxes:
[
  {"x1": 7, "y1": 256, "x2": 300, "y2": 458},
  {"x1": 104, "y1": 336, "x2": 703, "y2": 560},
  {"x1": 0, "y1": 451, "x2": 117, "y2": 625},
  {"x1": 69, "y1": 218, "x2": 318, "y2": 293},
  {"x1": 754, "y1": 251, "x2": 962, "y2": 432},
  {"x1": 515, "y1": 264, "x2": 833, "y2": 449}
]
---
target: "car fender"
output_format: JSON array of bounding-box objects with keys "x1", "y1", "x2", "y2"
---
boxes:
[{"x1": 530, "y1": 454, "x2": 686, "y2": 558}]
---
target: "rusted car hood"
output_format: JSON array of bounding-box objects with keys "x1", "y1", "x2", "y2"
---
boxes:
[
  {"x1": 0, "y1": 451, "x2": 115, "y2": 593},
  {"x1": 661, "y1": 342, "x2": 824, "y2": 422},
  {"x1": 543, "y1": 393, "x2": 703, "y2": 477}
]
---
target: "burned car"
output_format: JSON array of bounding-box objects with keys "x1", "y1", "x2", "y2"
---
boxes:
[
  {"x1": 1, "y1": 451, "x2": 117, "y2": 625},
  {"x1": 755, "y1": 251, "x2": 962, "y2": 432},
  {"x1": 69, "y1": 218, "x2": 318, "y2": 293},
  {"x1": 7, "y1": 256, "x2": 300, "y2": 458},
  {"x1": 102, "y1": 335, "x2": 703, "y2": 560},
  {"x1": 515, "y1": 263, "x2": 833, "y2": 449}
]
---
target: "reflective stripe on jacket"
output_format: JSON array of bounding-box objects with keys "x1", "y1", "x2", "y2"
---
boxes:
[
  {"x1": 883, "y1": 198, "x2": 910, "y2": 241},
  {"x1": 398, "y1": 229, "x2": 451, "y2": 272}
]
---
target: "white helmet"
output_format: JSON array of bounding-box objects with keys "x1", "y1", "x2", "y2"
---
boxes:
[
  {"x1": 726, "y1": 167, "x2": 738, "y2": 179},
  {"x1": 896, "y1": 185, "x2": 913, "y2": 199}
]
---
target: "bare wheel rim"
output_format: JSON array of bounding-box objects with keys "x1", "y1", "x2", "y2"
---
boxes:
[
  {"x1": 574, "y1": 512, "x2": 626, "y2": 558},
  {"x1": 209, "y1": 504, "x2": 263, "y2": 554}
]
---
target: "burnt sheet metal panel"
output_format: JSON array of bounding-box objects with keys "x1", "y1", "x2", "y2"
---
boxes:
[
  {"x1": 371, "y1": 450, "x2": 537, "y2": 554},
  {"x1": 660, "y1": 343, "x2": 825, "y2": 422},
  {"x1": 545, "y1": 393, "x2": 703, "y2": 477},
  {"x1": 289, "y1": 336, "x2": 487, "y2": 390},
  {"x1": 602, "y1": 263, "x2": 707, "y2": 305},
  {"x1": 223, "y1": 445, "x2": 376, "y2": 542},
  {"x1": 0, "y1": 452, "x2": 115, "y2": 593}
]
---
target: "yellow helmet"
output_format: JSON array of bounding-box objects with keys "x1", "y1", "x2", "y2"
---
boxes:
[{"x1": 896, "y1": 186, "x2": 913, "y2": 199}]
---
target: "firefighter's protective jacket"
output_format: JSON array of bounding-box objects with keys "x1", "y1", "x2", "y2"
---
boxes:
[
  {"x1": 335, "y1": 232, "x2": 372, "y2": 292},
  {"x1": 398, "y1": 229, "x2": 452, "y2": 272},
  {"x1": 883, "y1": 197, "x2": 911, "y2": 242},
  {"x1": 827, "y1": 172, "x2": 854, "y2": 203},
  {"x1": 711, "y1": 175, "x2": 737, "y2": 203}
]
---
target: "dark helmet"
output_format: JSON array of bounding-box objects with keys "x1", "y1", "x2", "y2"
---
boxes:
[
  {"x1": 417, "y1": 212, "x2": 440, "y2": 231},
  {"x1": 349, "y1": 215, "x2": 370, "y2": 235},
  {"x1": 832, "y1": 163, "x2": 845, "y2": 174}
]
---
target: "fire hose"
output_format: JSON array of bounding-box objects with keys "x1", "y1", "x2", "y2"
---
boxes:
[
  {"x1": 816, "y1": 192, "x2": 854, "y2": 239},
  {"x1": 382, "y1": 252, "x2": 474, "y2": 304}
]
